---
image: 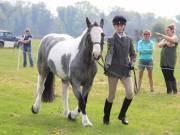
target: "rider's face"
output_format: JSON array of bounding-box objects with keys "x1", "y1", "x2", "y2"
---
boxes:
[{"x1": 114, "y1": 23, "x2": 125, "y2": 33}]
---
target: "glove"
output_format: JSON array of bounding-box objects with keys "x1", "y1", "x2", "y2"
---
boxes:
[
  {"x1": 128, "y1": 62, "x2": 134, "y2": 70},
  {"x1": 104, "y1": 64, "x2": 110, "y2": 73}
]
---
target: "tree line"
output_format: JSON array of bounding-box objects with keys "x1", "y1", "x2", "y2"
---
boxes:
[{"x1": 1, "y1": 1, "x2": 180, "y2": 41}]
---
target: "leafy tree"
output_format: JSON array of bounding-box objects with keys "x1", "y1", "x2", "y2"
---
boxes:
[
  {"x1": 0, "y1": 1, "x2": 179, "y2": 39},
  {"x1": 29, "y1": 2, "x2": 54, "y2": 37},
  {"x1": 175, "y1": 14, "x2": 180, "y2": 37},
  {"x1": 57, "y1": 1, "x2": 101, "y2": 36},
  {"x1": 151, "y1": 17, "x2": 172, "y2": 40}
]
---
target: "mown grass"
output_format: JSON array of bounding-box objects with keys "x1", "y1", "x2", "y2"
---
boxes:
[{"x1": 0, "y1": 40, "x2": 180, "y2": 135}]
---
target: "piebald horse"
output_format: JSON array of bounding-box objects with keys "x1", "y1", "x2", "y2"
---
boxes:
[{"x1": 32, "y1": 17, "x2": 104, "y2": 127}]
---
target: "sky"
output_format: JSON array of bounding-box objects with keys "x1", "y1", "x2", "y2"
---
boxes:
[{"x1": 6, "y1": 0, "x2": 180, "y2": 18}]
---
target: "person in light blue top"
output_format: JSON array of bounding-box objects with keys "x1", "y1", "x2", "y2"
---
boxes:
[{"x1": 137, "y1": 30, "x2": 154, "y2": 92}]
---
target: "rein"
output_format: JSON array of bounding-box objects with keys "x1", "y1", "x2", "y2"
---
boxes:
[
  {"x1": 96, "y1": 56, "x2": 138, "y2": 95},
  {"x1": 97, "y1": 56, "x2": 105, "y2": 68},
  {"x1": 132, "y1": 68, "x2": 138, "y2": 95}
]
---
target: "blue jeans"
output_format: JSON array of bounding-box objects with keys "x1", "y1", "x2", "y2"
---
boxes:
[
  {"x1": 138, "y1": 61, "x2": 153, "y2": 71},
  {"x1": 22, "y1": 45, "x2": 33, "y2": 67}
]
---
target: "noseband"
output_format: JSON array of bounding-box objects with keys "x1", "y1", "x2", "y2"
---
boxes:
[
  {"x1": 91, "y1": 41, "x2": 103, "y2": 61},
  {"x1": 92, "y1": 42, "x2": 102, "y2": 46}
]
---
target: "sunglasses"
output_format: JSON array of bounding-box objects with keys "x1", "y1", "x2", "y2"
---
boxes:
[{"x1": 143, "y1": 33, "x2": 150, "y2": 35}]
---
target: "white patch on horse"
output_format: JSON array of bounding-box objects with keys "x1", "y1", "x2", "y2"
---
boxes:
[
  {"x1": 82, "y1": 114, "x2": 93, "y2": 127},
  {"x1": 90, "y1": 27, "x2": 103, "y2": 59},
  {"x1": 48, "y1": 35, "x2": 81, "y2": 79}
]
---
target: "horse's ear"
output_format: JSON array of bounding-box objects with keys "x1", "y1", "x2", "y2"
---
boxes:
[
  {"x1": 100, "y1": 19, "x2": 104, "y2": 28},
  {"x1": 86, "y1": 17, "x2": 91, "y2": 28}
]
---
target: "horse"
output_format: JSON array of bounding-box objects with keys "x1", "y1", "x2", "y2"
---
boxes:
[{"x1": 31, "y1": 17, "x2": 104, "y2": 127}]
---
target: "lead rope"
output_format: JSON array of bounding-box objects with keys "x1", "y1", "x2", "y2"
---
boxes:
[
  {"x1": 97, "y1": 56, "x2": 105, "y2": 69},
  {"x1": 133, "y1": 68, "x2": 138, "y2": 95}
]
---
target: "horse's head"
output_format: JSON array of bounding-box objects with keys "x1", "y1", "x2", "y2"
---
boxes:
[{"x1": 86, "y1": 17, "x2": 104, "y2": 60}]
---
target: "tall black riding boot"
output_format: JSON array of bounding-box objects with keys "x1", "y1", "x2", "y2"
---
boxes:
[
  {"x1": 165, "y1": 81, "x2": 172, "y2": 94},
  {"x1": 171, "y1": 81, "x2": 177, "y2": 94},
  {"x1": 118, "y1": 98, "x2": 132, "y2": 125},
  {"x1": 103, "y1": 99, "x2": 112, "y2": 125}
]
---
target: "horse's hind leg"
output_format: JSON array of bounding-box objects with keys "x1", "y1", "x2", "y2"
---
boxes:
[
  {"x1": 61, "y1": 80, "x2": 69, "y2": 117},
  {"x1": 62, "y1": 81, "x2": 80, "y2": 119},
  {"x1": 32, "y1": 74, "x2": 46, "y2": 114},
  {"x1": 68, "y1": 106, "x2": 80, "y2": 121}
]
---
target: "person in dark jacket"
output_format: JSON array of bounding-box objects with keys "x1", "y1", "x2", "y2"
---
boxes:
[
  {"x1": 103, "y1": 15, "x2": 136, "y2": 125},
  {"x1": 156, "y1": 24, "x2": 178, "y2": 94},
  {"x1": 18, "y1": 28, "x2": 33, "y2": 67}
]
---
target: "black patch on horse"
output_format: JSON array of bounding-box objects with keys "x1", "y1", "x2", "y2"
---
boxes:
[
  {"x1": 61, "y1": 54, "x2": 71, "y2": 75},
  {"x1": 48, "y1": 59, "x2": 57, "y2": 74}
]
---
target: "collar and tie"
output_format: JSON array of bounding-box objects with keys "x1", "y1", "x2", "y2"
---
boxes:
[{"x1": 117, "y1": 32, "x2": 126, "y2": 38}]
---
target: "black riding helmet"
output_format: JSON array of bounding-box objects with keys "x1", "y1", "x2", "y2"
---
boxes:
[{"x1": 112, "y1": 15, "x2": 127, "y2": 25}]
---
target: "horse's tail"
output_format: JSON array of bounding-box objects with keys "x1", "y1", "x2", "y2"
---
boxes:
[{"x1": 42, "y1": 71, "x2": 55, "y2": 102}]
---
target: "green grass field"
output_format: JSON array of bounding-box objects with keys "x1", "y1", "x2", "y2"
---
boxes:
[{"x1": 0, "y1": 40, "x2": 180, "y2": 135}]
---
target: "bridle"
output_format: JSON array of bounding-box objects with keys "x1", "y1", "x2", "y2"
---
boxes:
[
  {"x1": 88, "y1": 29, "x2": 104, "y2": 60},
  {"x1": 92, "y1": 42, "x2": 102, "y2": 45}
]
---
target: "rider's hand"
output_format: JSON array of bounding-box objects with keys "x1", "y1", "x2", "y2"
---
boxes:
[
  {"x1": 128, "y1": 62, "x2": 134, "y2": 70},
  {"x1": 104, "y1": 64, "x2": 110, "y2": 72}
]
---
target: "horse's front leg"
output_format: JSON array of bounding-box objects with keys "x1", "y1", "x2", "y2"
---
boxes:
[
  {"x1": 68, "y1": 86, "x2": 89, "y2": 121},
  {"x1": 79, "y1": 91, "x2": 92, "y2": 127},
  {"x1": 82, "y1": 83, "x2": 92, "y2": 126},
  {"x1": 68, "y1": 86, "x2": 90, "y2": 120},
  {"x1": 69, "y1": 80, "x2": 92, "y2": 127}
]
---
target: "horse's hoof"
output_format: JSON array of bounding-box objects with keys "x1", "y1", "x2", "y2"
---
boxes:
[
  {"x1": 63, "y1": 110, "x2": 69, "y2": 118},
  {"x1": 68, "y1": 112, "x2": 75, "y2": 121},
  {"x1": 83, "y1": 121, "x2": 93, "y2": 127},
  {"x1": 31, "y1": 106, "x2": 39, "y2": 114}
]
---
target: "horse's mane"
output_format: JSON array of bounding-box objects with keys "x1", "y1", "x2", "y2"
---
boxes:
[{"x1": 76, "y1": 28, "x2": 88, "y2": 40}]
